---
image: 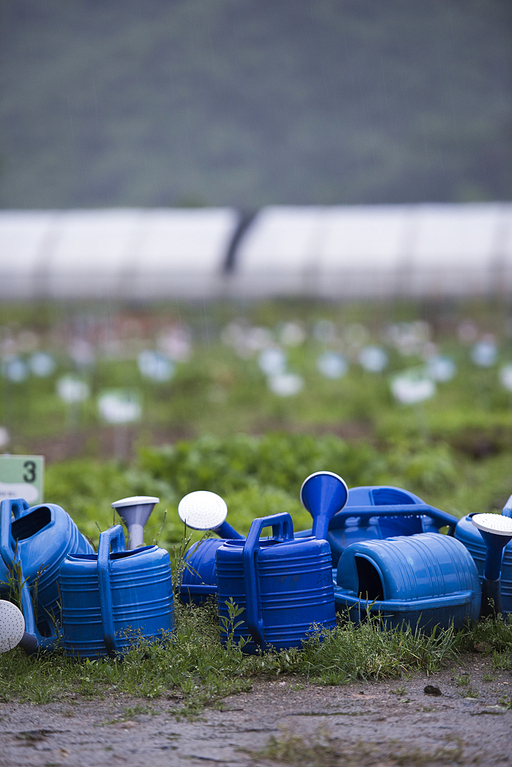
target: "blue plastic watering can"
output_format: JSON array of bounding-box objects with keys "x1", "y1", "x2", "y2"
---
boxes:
[
  {"x1": 301, "y1": 485, "x2": 458, "y2": 566},
  {"x1": 334, "y1": 532, "x2": 481, "y2": 631},
  {"x1": 0, "y1": 497, "x2": 94, "y2": 640},
  {"x1": 455, "y1": 498, "x2": 512, "y2": 615},
  {"x1": 180, "y1": 471, "x2": 348, "y2": 604},
  {"x1": 59, "y1": 525, "x2": 175, "y2": 658},
  {"x1": 215, "y1": 513, "x2": 336, "y2": 653},
  {"x1": 180, "y1": 478, "x2": 458, "y2": 603}
]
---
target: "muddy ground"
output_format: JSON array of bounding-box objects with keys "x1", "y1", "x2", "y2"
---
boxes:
[{"x1": 1, "y1": 655, "x2": 512, "y2": 767}]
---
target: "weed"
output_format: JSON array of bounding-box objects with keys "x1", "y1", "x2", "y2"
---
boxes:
[
  {"x1": 0, "y1": 596, "x2": 465, "y2": 711},
  {"x1": 455, "y1": 673, "x2": 479, "y2": 698},
  {"x1": 120, "y1": 703, "x2": 154, "y2": 719},
  {"x1": 249, "y1": 726, "x2": 338, "y2": 767},
  {"x1": 247, "y1": 727, "x2": 466, "y2": 766},
  {"x1": 219, "y1": 597, "x2": 248, "y2": 651}
]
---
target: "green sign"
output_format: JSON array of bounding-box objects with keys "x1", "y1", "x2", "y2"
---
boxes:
[{"x1": 0, "y1": 455, "x2": 44, "y2": 505}]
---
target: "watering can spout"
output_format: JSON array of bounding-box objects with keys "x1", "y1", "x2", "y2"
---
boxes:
[
  {"x1": 177, "y1": 490, "x2": 243, "y2": 538},
  {"x1": 0, "y1": 599, "x2": 41, "y2": 654},
  {"x1": 472, "y1": 513, "x2": 512, "y2": 617},
  {"x1": 300, "y1": 471, "x2": 348, "y2": 541},
  {"x1": 111, "y1": 496, "x2": 159, "y2": 549}
]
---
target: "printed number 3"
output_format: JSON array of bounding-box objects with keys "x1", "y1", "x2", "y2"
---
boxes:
[{"x1": 23, "y1": 461, "x2": 36, "y2": 483}]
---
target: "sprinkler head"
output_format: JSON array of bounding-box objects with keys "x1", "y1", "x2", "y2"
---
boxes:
[
  {"x1": 0, "y1": 600, "x2": 25, "y2": 653},
  {"x1": 111, "y1": 495, "x2": 159, "y2": 549},
  {"x1": 178, "y1": 491, "x2": 242, "y2": 539}
]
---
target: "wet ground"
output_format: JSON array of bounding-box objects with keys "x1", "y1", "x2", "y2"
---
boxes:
[{"x1": 1, "y1": 655, "x2": 511, "y2": 766}]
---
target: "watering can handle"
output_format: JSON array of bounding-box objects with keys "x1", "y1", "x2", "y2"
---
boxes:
[
  {"x1": 0, "y1": 498, "x2": 56, "y2": 653},
  {"x1": 242, "y1": 513, "x2": 294, "y2": 647},
  {"x1": 98, "y1": 525, "x2": 126, "y2": 657},
  {"x1": 329, "y1": 504, "x2": 457, "y2": 533},
  {"x1": 0, "y1": 498, "x2": 30, "y2": 569}
]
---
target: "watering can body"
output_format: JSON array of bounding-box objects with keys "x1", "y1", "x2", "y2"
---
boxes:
[
  {"x1": 215, "y1": 513, "x2": 336, "y2": 653},
  {"x1": 180, "y1": 538, "x2": 224, "y2": 604},
  {"x1": 0, "y1": 498, "x2": 94, "y2": 635},
  {"x1": 298, "y1": 485, "x2": 458, "y2": 566},
  {"x1": 455, "y1": 513, "x2": 512, "y2": 615},
  {"x1": 59, "y1": 525, "x2": 174, "y2": 658},
  {"x1": 334, "y1": 532, "x2": 481, "y2": 631}
]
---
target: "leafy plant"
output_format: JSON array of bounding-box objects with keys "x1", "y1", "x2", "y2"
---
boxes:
[{"x1": 219, "y1": 597, "x2": 248, "y2": 651}]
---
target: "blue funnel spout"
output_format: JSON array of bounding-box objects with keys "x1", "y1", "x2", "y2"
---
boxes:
[
  {"x1": 479, "y1": 529, "x2": 509, "y2": 582},
  {"x1": 300, "y1": 472, "x2": 348, "y2": 541},
  {"x1": 472, "y1": 513, "x2": 512, "y2": 617}
]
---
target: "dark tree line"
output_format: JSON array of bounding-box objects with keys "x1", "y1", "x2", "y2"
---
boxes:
[{"x1": 0, "y1": 0, "x2": 511, "y2": 208}]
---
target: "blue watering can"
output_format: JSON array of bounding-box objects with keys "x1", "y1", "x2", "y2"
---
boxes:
[
  {"x1": 179, "y1": 472, "x2": 348, "y2": 604},
  {"x1": 178, "y1": 489, "x2": 245, "y2": 605},
  {"x1": 179, "y1": 475, "x2": 457, "y2": 603},
  {"x1": 215, "y1": 512, "x2": 336, "y2": 653},
  {"x1": 297, "y1": 485, "x2": 458, "y2": 566},
  {"x1": 181, "y1": 538, "x2": 224, "y2": 603},
  {"x1": 334, "y1": 532, "x2": 481, "y2": 631},
  {"x1": 454, "y1": 496, "x2": 512, "y2": 616},
  {"x1": 0, "y1": 497, "x2": 94, "y2": 639},
  {"x1": 59, "y1": 525, "x2": 175, "y2": 658}
]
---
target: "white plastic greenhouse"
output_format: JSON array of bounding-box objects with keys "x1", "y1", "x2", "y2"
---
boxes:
[{"x1": 0, "y1": 202, "x2": 511, "y2": 301}]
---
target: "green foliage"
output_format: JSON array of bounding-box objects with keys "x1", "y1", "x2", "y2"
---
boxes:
[
  {"x1": 219, "y1": 597, "x2": 248, "y2": 651},
  {"x1": 0, "y1": 0, "x2": 511, "y2": 207},
  {"x1": 296, "y1": 618, "x2": 458, "y2": 684},
  {"x1": 43, "y1": 425, "x2": 511, "y2": 547},
  {"x1": 383, "y1": 439, "x2": 458, "y2": 495},
  {"x1": 139, "y1": 433, "x2": 382, "y2": 498}
]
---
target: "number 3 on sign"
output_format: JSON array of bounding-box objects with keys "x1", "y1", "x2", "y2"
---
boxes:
[
  {"x1": 23, "y1": 461, "x2": 36, "y2": 483},
  {"x1": 0, "y1": 455, "x2": 44, "y2": 505}
]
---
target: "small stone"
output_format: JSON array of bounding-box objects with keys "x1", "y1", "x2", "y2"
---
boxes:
[
  {"x1": 474, "y1": 641, "x2": 492, "y2": 654},
  {"x1": 424, "y1": 685, "x2": 442, "y2": 697}
]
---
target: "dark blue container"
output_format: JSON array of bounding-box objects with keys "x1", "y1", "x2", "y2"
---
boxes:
[
  {"x1": 455, "y1": 513, "x2": 512, "y2": 615},
  {"x1": 324, "y1": 486, "x2": 458, "y2": 566},
  {"x1": 216, "y1": 513, "x2": 336, "y2": 653},
  {"x1": 180, "y1": 538, "x2": 225, "y2": 603},
  {"x1": 59, "y1": 525, "x2": 174, "y2": 658},
  {"x1": 0, "y1": 497, "x2": 94, "y2": 635},
  {"x1": 334, "y1": 532, "x2": 481, "y2": 631}
]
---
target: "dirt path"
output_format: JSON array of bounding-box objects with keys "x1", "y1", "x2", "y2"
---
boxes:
[{"x1": 1, "y1": 655, "x2": 511, "y2": 766}]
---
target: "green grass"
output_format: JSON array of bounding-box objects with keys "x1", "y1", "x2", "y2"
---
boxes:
[{"x1": 2, "y1": 593, "x2": 512, "y2": 713}]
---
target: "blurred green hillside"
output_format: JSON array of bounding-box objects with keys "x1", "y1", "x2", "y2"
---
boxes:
[{"x1": 0, "y1": 0, "x2": 511, "y2": 208}]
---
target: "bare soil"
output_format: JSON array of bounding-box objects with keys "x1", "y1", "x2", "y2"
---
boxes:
[{"x1": 1, "y1": 655, "x2": 512, "y2": 766}]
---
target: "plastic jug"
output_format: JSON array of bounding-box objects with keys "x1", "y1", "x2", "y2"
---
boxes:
[
  {"x1": 0, "y1": 498, "x2": 94, "y2": 636},
  {"x1": 180, "y1": 538, "x2": 225, "y2": 604},
  {"x1": 455, "y1": 511, "x2": 512, "y2": 615},
  {"x1": 59, "y1": 525, "x2": 174, "y2": 658},
  {"x1": 334, "y1": 532, "x2": 481, "y2": 631},
  {"x1": 215, "y1": 513, "x2": 336, "y2": 653},
  {"x1": 325, "y1": 486, "x2": 458, "y2": 566}
]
